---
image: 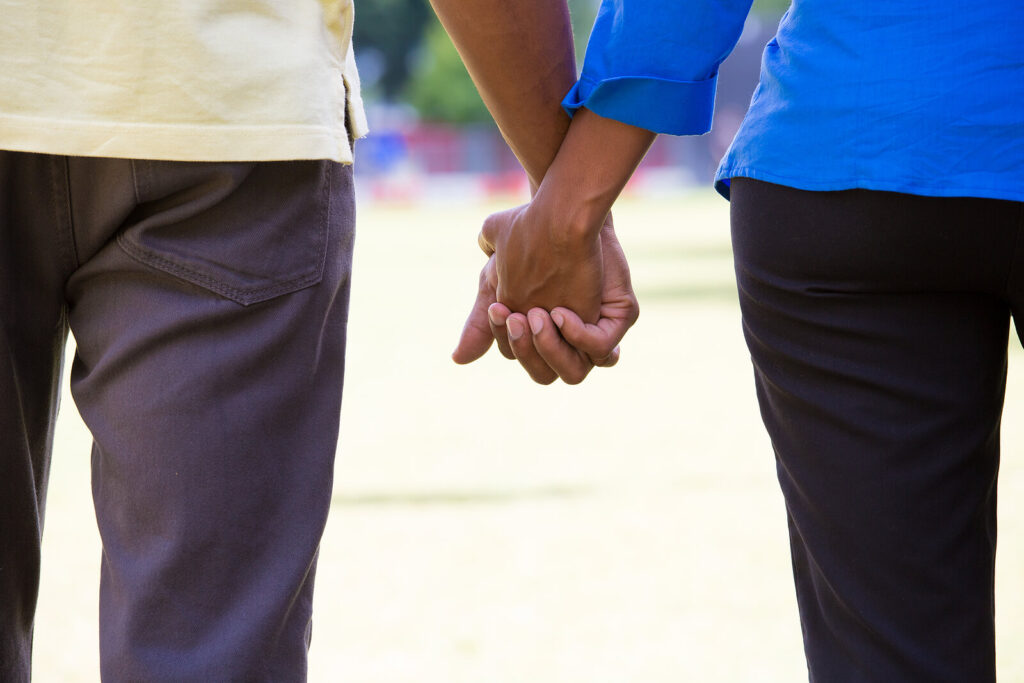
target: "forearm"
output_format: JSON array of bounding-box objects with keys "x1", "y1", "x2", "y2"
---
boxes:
[
  {"x1": 428, "y1": 0, "x2": 576, "y2": 186},
  {"x1": 532, "y1": 107, "x2": 656, "y2": 241}
]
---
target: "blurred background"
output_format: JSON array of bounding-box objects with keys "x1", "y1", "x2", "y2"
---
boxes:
[
  {"x1": 349, "y1": 0, "x2": 789, "y2": 204},
  {"x1": 32, "y1": 1, "x2": 1024, "y2": 681}
]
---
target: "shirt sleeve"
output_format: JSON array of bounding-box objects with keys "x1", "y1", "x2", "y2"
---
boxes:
[{"x1": 563, "y1": 0, "x2": 755, "y2": 135}]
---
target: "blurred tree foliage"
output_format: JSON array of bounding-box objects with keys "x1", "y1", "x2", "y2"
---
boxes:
[
  {"x1": 403, "y1": 0, "x2": 603, "y2": 124},
  {"x1": 752, "y1": 0, "x2": 791, "y2": 12},
  {"x1": 353, "y1": 0, "x2": 432, "y2": 98},
  {"x1": 404, "y1": 19, "x2": 491, "y2": 124}
]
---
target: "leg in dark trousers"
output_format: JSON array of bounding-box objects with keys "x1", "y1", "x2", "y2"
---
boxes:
[
  {"x1": 0, "y1": 153, "x2": 76, "y2": 681},
  {"x1": 730, "y1": 178, "x2": 1024, "y2": 682},
  {"x1": 0, "y1": 152, "x2": 355, "y2": 682}
]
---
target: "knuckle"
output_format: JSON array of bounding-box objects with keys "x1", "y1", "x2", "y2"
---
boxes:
[
  {"x1": 480, "y1": 216, "x2": 499, "y2": 238},
  {"x1": 512, "y1": 340, "x2": 533, "y2": 357},
  {"x1": 557, "y1": 325, "x2": 582, "y2": 346},
  {"x1": 469, "y1": 319, "x2": 490, "y2": 337},
  {"x1": 591, "y1": 342, "x2": 616, "y2": 359},
  {"x1": 525, "y1": 362, "x2": 557, "y2": 385},
  {"x1": 562, "y1": 371, "x2": 585, "y2": 386},
  {"x1": 560, "y1": 359, "x2": 592, "y2": 385},
  {"x1": 479, "y1": 271, "x2": 495, "y2": 295}
]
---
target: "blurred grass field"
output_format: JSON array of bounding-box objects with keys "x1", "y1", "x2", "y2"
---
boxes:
[{"x1": 34, "y1": 191, "x2": 1024, "y2": 681}]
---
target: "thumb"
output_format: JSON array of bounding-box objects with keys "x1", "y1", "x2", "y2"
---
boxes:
[
  {"x1": 452, "y1": 264, "x2": 500, "y2": 364},
  {"x1": 452, "y1": 290, "x2": 495, "y2": 364}
]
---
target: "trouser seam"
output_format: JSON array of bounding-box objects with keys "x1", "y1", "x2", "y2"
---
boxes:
[
  {"x1": 57, "y1": 155, "x2": 81, "y2": 272},
  {"x1": 129, "y1": 158, "x2": 143, "y2": 205}
]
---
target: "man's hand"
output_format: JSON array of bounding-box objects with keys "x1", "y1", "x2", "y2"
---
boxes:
[
  {"x1": 482, "y1": 197, "x2": 604, "y2": 323},
  {"x1": 452, "y1": 212, "x2": 639, "y2": 385}
]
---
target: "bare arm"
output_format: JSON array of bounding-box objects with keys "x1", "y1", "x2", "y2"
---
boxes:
[
  {"x1": 428, "y1": 0, "x2": 577, "y2": 187},
  {"x1": 433, "y1": 0, "x2": 651, "y2": 383}
]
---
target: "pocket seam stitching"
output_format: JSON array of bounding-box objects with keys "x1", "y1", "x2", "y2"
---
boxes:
[
  {"x1": 116, "y1": 231, "x2": 325, "y2": 305},
  {"x1": 116, "y1": 161, "x2": 331, "y2": 306}
]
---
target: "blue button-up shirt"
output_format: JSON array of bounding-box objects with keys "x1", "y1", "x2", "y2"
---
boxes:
[{"x1": 563, "y1": 1, "x2": 1024, "y2": 202}]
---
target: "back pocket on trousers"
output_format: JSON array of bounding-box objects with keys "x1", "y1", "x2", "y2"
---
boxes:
[{"x1": 118, "y1": 159, "x2": 332, "y2": 306}]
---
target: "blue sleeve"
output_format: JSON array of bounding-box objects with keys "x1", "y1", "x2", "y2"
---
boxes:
[{"x1": 563, "y1": 0, "x2": 755, "y2": 135}]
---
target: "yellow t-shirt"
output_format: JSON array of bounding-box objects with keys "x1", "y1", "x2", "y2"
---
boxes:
[{"x1": 0, "y1": 0, "x2": 368, "y2": 163}]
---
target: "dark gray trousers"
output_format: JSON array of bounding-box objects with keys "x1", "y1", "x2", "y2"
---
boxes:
[
  {"x1": 732, "y1": 178, "x2": 1024, "y2": 682},
  {"x1": 0, "y1": 152, "x2": 355, "y2": 681}
]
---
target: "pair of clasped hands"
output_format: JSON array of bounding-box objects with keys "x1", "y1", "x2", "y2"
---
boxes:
[{"x1": 450, "y1": 108, "x2": 653, "y2": 385}]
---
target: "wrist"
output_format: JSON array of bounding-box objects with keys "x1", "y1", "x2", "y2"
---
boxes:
[
  {"x1": 531, "y1": 107, "x2": 655, "y2": 244},
  {"x1": 529, "y1": 178, "x2": 606, "y2": 248}
]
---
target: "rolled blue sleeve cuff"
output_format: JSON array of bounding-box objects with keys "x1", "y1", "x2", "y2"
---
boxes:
[{"x1": 561, "y1": 74, "x2": 718, "y2": 136}]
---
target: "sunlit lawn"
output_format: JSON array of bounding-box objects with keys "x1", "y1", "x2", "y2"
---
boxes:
[{"x1": 34, "y1": 190, "x2": 1024, "y2": 681}]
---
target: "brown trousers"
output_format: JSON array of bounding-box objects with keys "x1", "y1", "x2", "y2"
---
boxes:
[{"x1": 0, "y1": 152, "x2": 355, "y2": 681}]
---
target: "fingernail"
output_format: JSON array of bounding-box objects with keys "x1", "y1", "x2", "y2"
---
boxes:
[
  {"x1": 507, "y1": 317, "x2": 524, "y2": 341},
  {"x1": 551, "y1": 311, "x2": 565, "y2": 328},
  {"x1": 488, "y1": 306, "x2": 500, "y2": 326},
  {"x1": 528, "y1": 312, "x2": 544, "y2": 335}
]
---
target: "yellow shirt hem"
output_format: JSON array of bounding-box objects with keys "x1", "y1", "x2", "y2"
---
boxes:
[{"x1": 0, "y1": 112, "x2": 369, "y2": 163}]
